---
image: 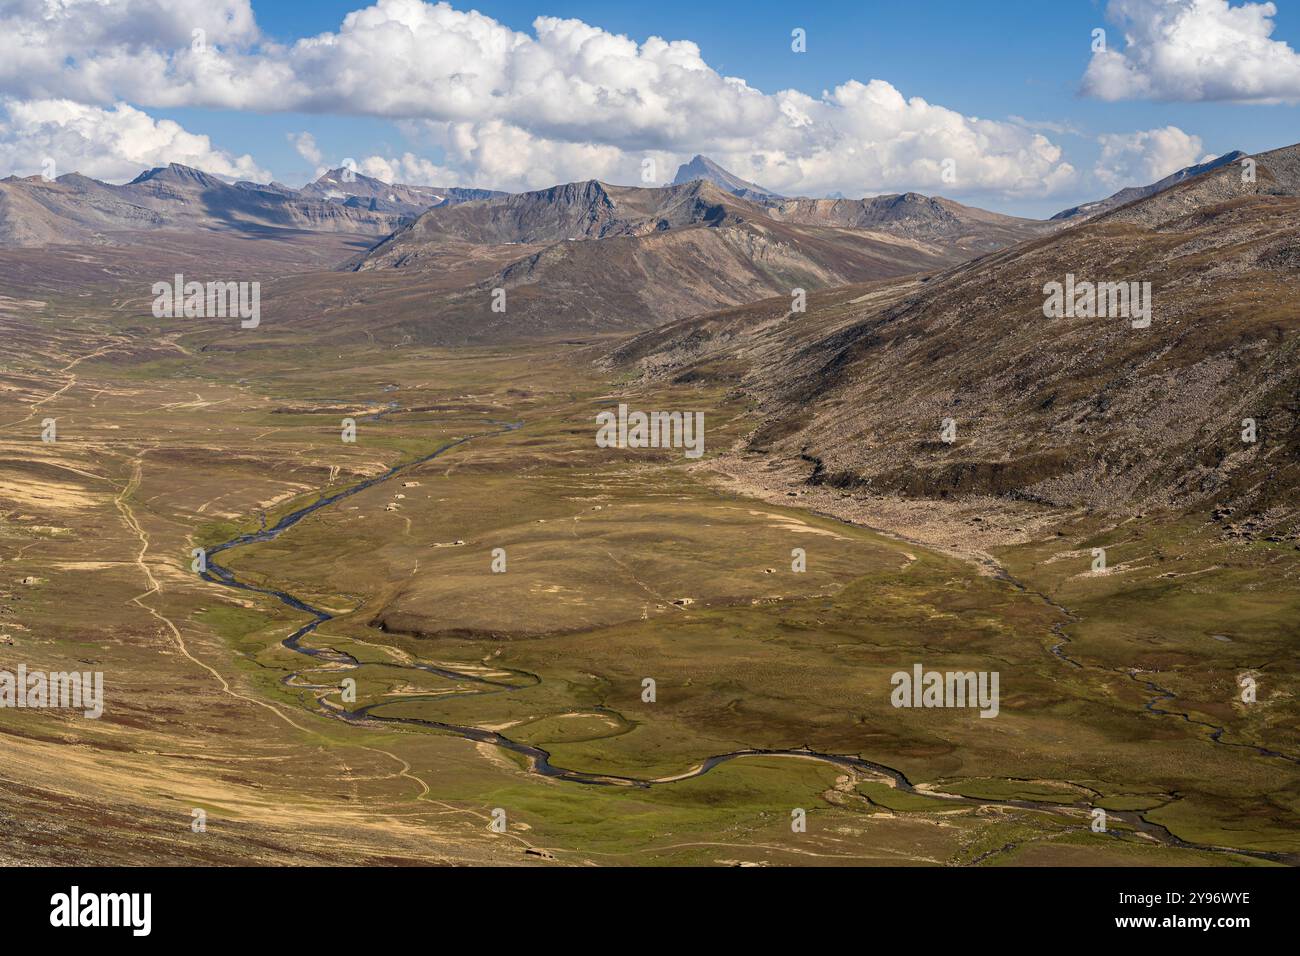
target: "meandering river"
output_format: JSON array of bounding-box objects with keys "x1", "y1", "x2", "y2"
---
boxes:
[{"x1": 197, "y1": 415, "x2": 1293, "y2": 864}]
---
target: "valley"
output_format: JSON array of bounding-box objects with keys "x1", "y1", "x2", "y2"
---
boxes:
[
  {"x1": 0, "y1": 133, "x2": 1296, "y2": 870},
  {"x1": 1, "y1": 276, "x2": 1295, "y2": 865}
]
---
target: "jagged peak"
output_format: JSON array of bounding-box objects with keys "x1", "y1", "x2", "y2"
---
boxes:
[{"x1": 671, "y1": 155, "x2": 783, "y2": 200}]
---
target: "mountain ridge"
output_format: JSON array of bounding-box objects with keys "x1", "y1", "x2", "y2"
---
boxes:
[
  {"x1": 1052, "y1": 150, "x2": 1248, "y2": 221},
  {"x1": 606, "y1": 141, "x2": 1300, "y2": 528},
  {"x1": 0, "y1": 162, "x2": 502, "y2": 247},
  {"x1": 340, "y1": 172, "x2": 1048, "y2": 342}
]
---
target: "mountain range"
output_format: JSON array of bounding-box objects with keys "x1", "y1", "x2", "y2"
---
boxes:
[
  {"x1": 297, "y1": 167, "x2": 504, "y2": 217},
  {"x1": 0, "y1": 149, "x2": 1280, "y2": 363},
  {"x1": 0, "y1": 163, "x2": 502, "y2": 247},
  {"x1": 0, "y1": 149, "x2": 1239, "y2": 259},
  {"x1": 608, "y1": 142, "x2": 1300, "y2": 529},
  {"x1": 1, "y1": 149, "x2": 1254, "y2": 247},
  {"x1": 343, "y1": 174, "x2": 1049, "y2": 340}
]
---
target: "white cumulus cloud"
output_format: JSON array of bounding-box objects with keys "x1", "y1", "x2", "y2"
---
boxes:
[
  {"x1": 0, "y1": 98, "x2": 268, "y2": 183},
  {"x1": 1083, "y1": 0, "x2": 1300, "y2": 102},
  {"x1": 1093, "y1": 125, "x2": 1208, "y2": 187},
  {"x1": 0, "y1": 0, "x2": 263, "y2": 102},
  {"x1": 354, "y1": 152, "x2": 457, "y2": 185},
  {"x1": 289, "y1": 131, "x2": 322, "y2": 166},
  {"x1": 0, "y1": 0, "x2": 1077, "y2": 197}
]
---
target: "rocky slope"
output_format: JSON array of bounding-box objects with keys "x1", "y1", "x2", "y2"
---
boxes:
[
  {"x1": 1052, "y1": 151, "x2": 1247, "y2": 222},
  {"x1": 349, "y1": 176, "x2": 1048, "y2": 340},
  {"x1": 768, "y1": 192, "x2": 1052, "y2": 255},
  {"x1": 609, "y1": 142, "x2": 1300, "y2": 531}
]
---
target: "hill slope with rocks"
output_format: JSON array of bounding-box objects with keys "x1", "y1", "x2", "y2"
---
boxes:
[
  {"x1": 609, "y1": 142, "x2": 1300, "y2": 534},
  {"x1": 349, "y1": 175, "x2": 1050, "y2": 341}
]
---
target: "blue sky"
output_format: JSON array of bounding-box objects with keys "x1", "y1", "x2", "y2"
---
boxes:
[{"x1": 3, "y1": 0, "x2": 1299, "y2": 217}]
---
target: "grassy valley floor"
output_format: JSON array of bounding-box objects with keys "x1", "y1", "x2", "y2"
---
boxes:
[{"x1": 0, "y1": 297, "x2": 1295, "y2": 865}]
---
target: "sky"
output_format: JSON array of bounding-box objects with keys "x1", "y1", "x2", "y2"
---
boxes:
[{"x1": 1, "y1": 0, "x2": 1298, "y2": 217}]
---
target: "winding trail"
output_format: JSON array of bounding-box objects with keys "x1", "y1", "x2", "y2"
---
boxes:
[
  {"x1": 196, "y1": 415, "x2": 1297, "y2": 864},
  {"x1": 0, "y1": 340, "x2": 125, "y2": 430},
  {"x1": 114, "y1": 451, "x2": 315, "y2": 735}
]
